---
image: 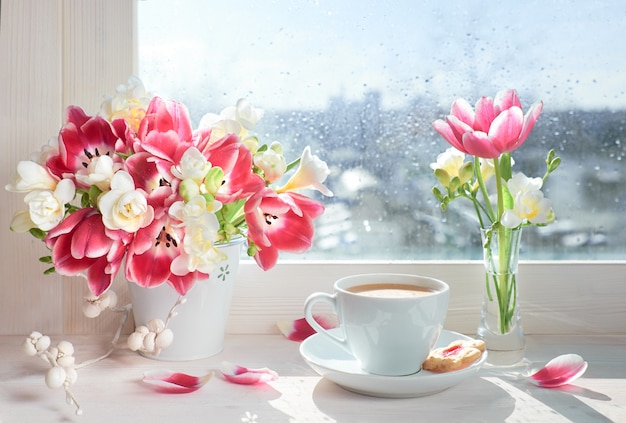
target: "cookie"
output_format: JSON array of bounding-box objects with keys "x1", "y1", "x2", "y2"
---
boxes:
[{"x1": 422, "y1": 339, "x2": 486, "y2": 373}]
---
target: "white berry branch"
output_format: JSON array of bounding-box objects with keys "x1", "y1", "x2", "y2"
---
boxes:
[{"x1": 22, "y1": 290, "x2": 184, "y2": 415}]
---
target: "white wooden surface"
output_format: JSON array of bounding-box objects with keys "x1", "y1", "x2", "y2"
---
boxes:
[
  {"x1": 1, "y1": 334, "x2": 625, "y2": 422},
  {"x1": 1, "y1": 0, "x2": 625, "y2": 340}
]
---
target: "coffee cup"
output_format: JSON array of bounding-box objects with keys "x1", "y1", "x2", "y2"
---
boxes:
[{"x1": 304, "y1": 273, "x2": 449, "y2": 376}]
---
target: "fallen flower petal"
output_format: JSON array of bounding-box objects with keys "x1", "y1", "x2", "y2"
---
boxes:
[
  {"x1": 529, "y1": 354, "x2": 588, "y2": 388},
  {"x1": 142, "y1": 370, "x2": 213, "y2": 393},
  {"x1": 277, "y1": 315, "x2": 337, "y2": 342},
  {"x1": 220, "y1": 361, "x2": 278, "y2": 385}
]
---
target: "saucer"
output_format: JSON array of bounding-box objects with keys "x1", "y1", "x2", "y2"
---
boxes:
[{"x1": 299, "y1": 329, "x2": 487, "y2": 398}]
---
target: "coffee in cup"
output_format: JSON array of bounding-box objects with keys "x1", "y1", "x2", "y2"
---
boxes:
[{"x1": 304, "y1": 273, "x2": 449, "y2": 376}]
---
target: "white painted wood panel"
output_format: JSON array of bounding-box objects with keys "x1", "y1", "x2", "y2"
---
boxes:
[
  {"x1": 229, "y1": 261, "x2": 626, "y2": 336},
  {"x1": 0, "y1": 0, "x2": 136, "y2": 336},
  {"x1": 0, "y1": 0, "x2": 65, "y2": 335}
]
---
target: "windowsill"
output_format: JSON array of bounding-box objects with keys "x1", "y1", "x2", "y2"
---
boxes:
[{"x1": 1, "y1": 333, "x2": 624, "y2": 422}]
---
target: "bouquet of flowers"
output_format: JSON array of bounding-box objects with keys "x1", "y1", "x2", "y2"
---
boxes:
[
  {"x1": 6, "y1": 77, "x2": 332, "y2": 413},
  {"x1": 6, "y1": 76, "x2": 333, "y2": 298},
  {"x1": 430, "y1": 89, "x2": 560, "y2": 336}
]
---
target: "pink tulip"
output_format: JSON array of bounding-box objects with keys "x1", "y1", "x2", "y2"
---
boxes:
[
  {"x1": 433, "y1": 89, "x2": 543, "y2": 159},
  {"x1": 124, "y1": 213, "x2": 207, "y2": 296},
  {"x1": 45, "y1": 208, "x2": 128, "y2": 296},
  {"x1": 245, "y1": 188, "x2": 325, "y2": 270},
  {"x1": 202, "y1": 133, "x2": 266, "y2": 203},
  {"x1": 46, "y1": 107, "x2": 131, "y2": 189}
]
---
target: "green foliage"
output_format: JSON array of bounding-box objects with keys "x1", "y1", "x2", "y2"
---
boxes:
[{"x1": 29, "y1": 228, "x2": 47, "y2": 240}]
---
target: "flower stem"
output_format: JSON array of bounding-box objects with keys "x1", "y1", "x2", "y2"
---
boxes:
[{"x1": 474, "y1": 156, "x2": 496, "y2": 226}]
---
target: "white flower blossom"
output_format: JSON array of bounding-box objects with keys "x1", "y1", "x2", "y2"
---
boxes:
[
  {"x1": 23, "y1": 179, "x2": 76, "y2": 231},
  {"x1": 254, "y1": 142, "x2": 287, "y2": 183},
  {"x1": 277, "y1": 146, "x2": 333, "y2": 196},
  {"x1": 98, "y1": 171, "x2": 153, "y2": 232},
  {"x1": 171, "y1": 147, "x2": 211, "y2": 183},
  {"x1": 198, "y1": 98, "x2": 264, "y2": 144},
  {"x1": 501, "y1": 173, "x2": 553, "y2": 228},
  {"x1": 75, "y1": 154, "x2": 121, "y2": 191},
  {"x1": 5, "y1": 160, "x2": 58, "y2": 192},
  {"x1": 99, "y1": 75, "x2": 151, "y2": 132}
]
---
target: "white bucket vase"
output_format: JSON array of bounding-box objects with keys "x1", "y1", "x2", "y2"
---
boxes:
[{"x1": 128, "y1": 237, "x2": 245, "y2": 361}]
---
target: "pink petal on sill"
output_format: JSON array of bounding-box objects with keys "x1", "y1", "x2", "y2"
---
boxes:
[
  {"x1": 277, "y1": 315, "x2": 338, "y2": 342},
  {"x1": 220, "y1": 361, "x2": 279, "y2": 385},
  {"x1": 142, "y1": 370, "x2": 213, "y2": 393},
  {"x1": 529, "y1": 354, "x2": 588, "y2": 388}
]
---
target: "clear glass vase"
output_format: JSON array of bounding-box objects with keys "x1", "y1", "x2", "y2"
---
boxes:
[{"x1": 477, "y1": 226, "x2": 525, "y2": 354}]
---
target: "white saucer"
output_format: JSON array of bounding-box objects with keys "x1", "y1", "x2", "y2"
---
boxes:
[{"x1": 299, "y1": 329, "x2": 487, "y2": 398}]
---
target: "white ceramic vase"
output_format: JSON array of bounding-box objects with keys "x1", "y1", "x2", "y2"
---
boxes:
[{"x1": 128, "y1": 237, "x2": 245, "y2": 361}]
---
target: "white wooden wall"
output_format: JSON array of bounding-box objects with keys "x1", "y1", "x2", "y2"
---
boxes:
[
  {"x1": 0, "y1": 0, "x2": 136, "y2": 336},
  {"x1": 1, "y1": 1, "x2": 625, "y2": 337}
]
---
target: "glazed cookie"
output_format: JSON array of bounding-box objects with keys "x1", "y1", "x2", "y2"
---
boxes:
[{"x1": 422, "y1": 339, "x2": 486, "y2": 373}]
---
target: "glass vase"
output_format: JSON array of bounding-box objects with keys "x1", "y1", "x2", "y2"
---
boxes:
[{"x1": 477, "y1": 226, "x2": 525, "y2": 354}]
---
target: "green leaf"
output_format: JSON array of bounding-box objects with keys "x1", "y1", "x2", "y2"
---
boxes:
[
  {"x1": 285, "y1": 157, "x2": 301, "y2": 173},
  {"x1": 29, "y1": 228, "x2": 47, "y2": 240},
  {"x1": 499, "y1": 153, "x2": 513, "y2": 181},
  {"x1": 81, "y1": 191, "x2": 91, "y2": 208},
  {"x1": 39, "y1": 256, "x2": 53, "y2": 263},
  {"x1": 43, "y1": 267, "x2": 56, "y2": 275},
  {"x1": 88, "y1": 185, "x2": 103, "y2": 206},
  {"x1": 501, "y1": 181, "x2": 514, "y2": 210}
]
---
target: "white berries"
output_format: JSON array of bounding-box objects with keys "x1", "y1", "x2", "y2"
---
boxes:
[
  {"x1": 127, "y1": 318, "x2": 174, "y2": 355},
  {"x1": 23, "y1": 332, "x2": 78, "y2": 392},
  {"x1": 23, "y1": 331, "x2": 51, "y2": 356},
  {"x1": 46, "y1": 366, "x2": 67, "y2": 389},
  {"x1": 82, "y1": 290, "x2": 118, "y2": 318}
]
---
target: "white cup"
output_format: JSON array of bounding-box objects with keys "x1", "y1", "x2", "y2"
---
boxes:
[{"x1": 304, "y1": 273, "x2": 449, "y2": 376}]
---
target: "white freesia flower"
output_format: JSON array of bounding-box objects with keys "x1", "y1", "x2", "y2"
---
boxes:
[
  {"x1": 168, "y1": 196, "x2": 222, "y2": 228},
  {"x1": 23, "y1": 179, "x2": 76, "y2": 231},
  {"x1": 75, "y1": 154, "x2": 120, "y2": 191},
  {"x1": 171, "y1": 147, "x2": 211, "y2": 182},
  {"x1": 507, "y1": 172, "x2": 543, "y2": 195},
  {"x1": 5, "y1": 161, "x2": 58, "y2": 192},
  {"x1": 170, "y1": 219, "x2": 225, "y2": 275},
  {"x1": 198, "y1": 98, "x2": 264, "y2": 144},
  {"x1": 231, "y1": 98, "x2": 264, "y2": 131},
  {"x1": 430, "y1": 148, "x2": 466, "y2": 178},
  {"x1": 98, "y1": 171, "x2": 153, "y2": 232},
  {"x1": 9, "y1": 210, "x2": 36, "y2": 232},
  {"x1": 254, "y1": 142, "x2": 287, "y2": 183},
  {"x1": 501, "y1": 173, "x2": 553, "y2": 228},
  {"x1": 30, "y1": 137, "x2": 59, "y2": 165},
  {"x1": 198, "y1": 114, "x2": 243, "y2": 144},
  {"x1": 277, "y1": 146, "x2": 333, "y2": 196},
  {"x1": 99, "y1": 75, "x2": 151, "y2": 133}
]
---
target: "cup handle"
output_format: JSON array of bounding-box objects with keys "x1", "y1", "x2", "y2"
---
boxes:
[{"x1": 304, "y1": 292, "x2": 348, "y2": 349}]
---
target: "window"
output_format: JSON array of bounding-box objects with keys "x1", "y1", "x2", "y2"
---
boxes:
[{"x1": 138, "y1": 0, "x2": 626, "y2": 261}]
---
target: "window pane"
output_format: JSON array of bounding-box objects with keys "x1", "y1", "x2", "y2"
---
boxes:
[{"x1": 138, "y1": 0, "x2": 626, "y2": 260}]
